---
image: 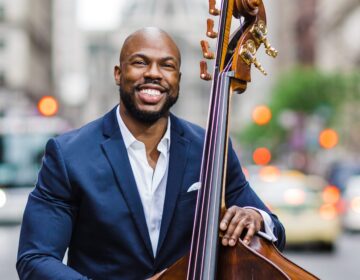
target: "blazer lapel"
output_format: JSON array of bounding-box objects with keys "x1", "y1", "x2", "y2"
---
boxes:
[
  {"x1": 101, "y1": 108, "x2": 153, "y2": 258},
  {"x1": 156, "y1": 114, "x2": 190, "y2": 256}
]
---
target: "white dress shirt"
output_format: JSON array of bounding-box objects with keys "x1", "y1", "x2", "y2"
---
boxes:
[
  {"x1": 116, "y1": 106, "x2": 276, "y2": 256},
  {"x1": 117, "y1": 106, "x2": 170, "y2": 256}
]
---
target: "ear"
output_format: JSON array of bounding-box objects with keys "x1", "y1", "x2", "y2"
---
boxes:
[{"x1": 114, "y1": 65, "x2": 121, "y2": 86}]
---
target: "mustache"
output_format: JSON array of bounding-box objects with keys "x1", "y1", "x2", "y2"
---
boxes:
[
  {"x1": 144, "y1": 77, "x2": 160, "y2": 84},
  {"x1": 136, "y1": 79, "x2": 168, "y2": 92}
]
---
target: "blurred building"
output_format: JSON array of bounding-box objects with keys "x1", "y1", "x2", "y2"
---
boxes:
[
  {"x1": 317, "y1": 0, "x2": 360, "y2": 160},
  {"x1": 317, "y1": 0, "x2": 360, "y2": 71},
  {"x1": 0, "y1": 0, "x2": 53, "y2": 116},
  {"x1": 53, "y1": 0, "x2": 285, "y2": 129},
  {"x1": 52, "y1": 0, "x2": 90, "y2": 124},
  {"x1": 97, "y1": 0, "x2": 285, "y2": 128},
  {"x1": 51, "y1": 0, "x2": 360, "y2": 136}
]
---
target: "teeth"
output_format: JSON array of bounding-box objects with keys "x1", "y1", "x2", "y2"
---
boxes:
[{"x1": 140, "y1": 89, "x2": 161, "y2": 96}]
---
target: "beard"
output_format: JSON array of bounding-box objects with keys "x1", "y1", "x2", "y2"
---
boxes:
[{"x1": 119, "y1": 87, "x2": 178, "y2": 124}]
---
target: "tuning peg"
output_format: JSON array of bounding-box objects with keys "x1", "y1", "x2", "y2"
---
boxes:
[
  {"x1": 209, "y1": 0, "x2": 220, "y2": 15},
  {"x1": 200, "y1": 61, "x2": 212, "y2": 80},
  {"x1": 252, "y1": 57, "x2": 267, "y2": 75},
  {"x1": 250, "y1": 20, "x2": 278, "y2": 58},
  {"x1": 263, "y1": 42, "x2": 278, "y2": 58},
  {"x1": 200, "y1": 40, "x2": 215, "y2": 59},
  {"x1": 206, "y1": 19, "x2": 218, "y2": 38},
  {"x1": 240, "y1": 39, "x2": 267, "y2": 75}
]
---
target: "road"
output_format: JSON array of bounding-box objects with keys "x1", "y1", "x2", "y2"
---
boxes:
[
  {"x1": 1, "y1": 226, "x2": 360, "y2": 279},
  {"x1": 285, "y1": 233, "x2": 360, "y2": 279}
]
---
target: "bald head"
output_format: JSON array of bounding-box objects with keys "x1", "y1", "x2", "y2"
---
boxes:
[
  {"x1": 114, "y1": 27, "x2": 182, "y2": 124},
  {"x1": 119, "y1": 27, "x2": 181, "y2": 66}
]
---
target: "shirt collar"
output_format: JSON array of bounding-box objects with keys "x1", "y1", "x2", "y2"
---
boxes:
[{"x1": 116, "y1": 105, "x2": 171, "y2": 153}]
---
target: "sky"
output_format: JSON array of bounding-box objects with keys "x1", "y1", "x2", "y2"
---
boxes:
[{"x1": 76, "y1": 0, "x2": 126, "y2": 31}]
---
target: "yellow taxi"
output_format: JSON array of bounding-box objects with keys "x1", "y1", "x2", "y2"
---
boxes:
[{"x1": 247, "y1": 166, "x2": 342, "y2": 251}]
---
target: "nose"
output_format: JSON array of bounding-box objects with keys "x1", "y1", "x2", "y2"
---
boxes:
[{"x1": 144, "y1": 63, "x2": 162, "y2": 80}]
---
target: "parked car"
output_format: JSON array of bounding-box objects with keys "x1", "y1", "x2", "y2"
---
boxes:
[
  {"x1": 0, "y1": 115, "x2": 69, "y2": 224},
  {"x1": 248, "y1": 166, "x2": 341, "y2": 251},
  {"x1": 0, "y1": 187, "x2": 30, "y2": 224},
  {"x1": 342, "y1": 175, "x2": 360, "y2": 232},
  {"x1": 326, "y1": 161, "x2": 360, "y2": 193}
]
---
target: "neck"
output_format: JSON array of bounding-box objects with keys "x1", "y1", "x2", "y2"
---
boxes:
[{"x1": 119, "y1": 103, "x2": 168, "y2": 151}]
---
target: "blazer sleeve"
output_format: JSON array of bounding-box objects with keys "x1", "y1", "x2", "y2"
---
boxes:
[
  {"x1": 224, "y1": 140, "x2": 286, "y2": 251},
  {"x1": 17, "y1": 138, "x2": 89, "y2": 280}
]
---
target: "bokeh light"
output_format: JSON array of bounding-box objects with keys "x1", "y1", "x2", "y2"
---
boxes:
[
  {"x1": 351, "y1": 197, "x2": 360, "y2": 214},
  {"x1": 259, "y1": 165, "x2": 280, "y2": 182},
  {"x1": 284, "y1": 188, "x2": 306, "y2": 205},
  {"x1": 37, "y1": 96, "x2": 59, "y2": 117},
  {"x1": 319, "y1": 129, "x2": 338, "y2": 149},
  {"x1": 253, "y1": 147, "x2": 271, "y2": 165},
  {"x1": 0, "y1": 189, "x2": 6, "y2": 208},
  {"x1": 319, "y1": 204, "x2": 338, "y2": 220},
  {"x1": 252, "y1": 105, "x2": 272, "y2": 125},
  {"x1": 322, "y1": 185, "x2": 340, "y2": 204}
]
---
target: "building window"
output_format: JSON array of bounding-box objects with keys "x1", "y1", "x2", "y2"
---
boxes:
[
  {"x1": 0, "y1": 6, "x2": 5, "y2": 22},
  {"x1": 0, "y1": 136, "x2": 3, "y2": 162},
  {"x1": 0, "y1": 71, "x2": 5, "y2": 87},
  {"x1": 0, "y1": 38, "x2": 5, "y2": 49}
]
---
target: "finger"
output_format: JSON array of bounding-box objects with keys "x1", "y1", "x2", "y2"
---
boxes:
[
  {"x1": 242, "y1": 223, "x2": 257, "y2": 246},
  {"x1": 224, "y1": 211, "x2": 243, "y2": 239},
  {"x1": 245, "y1": 208, "x2": 263, "y2": 231},
  {"x1": 222, "y1": 234, "x2": 230, "y2": 246},
  {"x1": 220, "y1": 206, "x2": 237, "y2": 231},
  {"x1": 229, "y1": 221, "x2": 246, "y2": 246}
]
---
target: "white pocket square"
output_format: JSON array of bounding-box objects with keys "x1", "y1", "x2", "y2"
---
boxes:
[{"x1": 187, "y1": 182, "x2": 201, "y2": 192}]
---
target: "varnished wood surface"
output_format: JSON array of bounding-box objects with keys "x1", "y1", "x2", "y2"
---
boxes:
[
  {"x1": 157, "y1": 235, "x2": 320, "y2": 279},
  {"x1": 246, "y1": 236, "x2": 320, "y2": 280}
]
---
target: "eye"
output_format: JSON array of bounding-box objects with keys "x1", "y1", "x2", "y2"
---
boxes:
[
  {"x1": 132, "y1": 60, "x2": 146, "y2": 66},
  {"x1": 163, "y1": 63, "x2": 176, "y2": 69}
]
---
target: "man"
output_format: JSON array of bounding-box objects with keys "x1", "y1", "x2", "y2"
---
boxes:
[{"x1": 17, "y1": 27, "x2": 285, "y2": 279}]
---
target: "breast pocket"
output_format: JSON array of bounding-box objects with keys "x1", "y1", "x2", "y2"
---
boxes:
[
  {"x1": 177, "y1": 189, "x2": 199, "y2": 203},
  {"x1": 173, "y1": 190, "x2": 198, "y2": 238}
]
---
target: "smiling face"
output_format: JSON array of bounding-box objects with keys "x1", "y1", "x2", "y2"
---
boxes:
[{"x1": 114, "y1": 28, "x2": 181, "y2": 124}]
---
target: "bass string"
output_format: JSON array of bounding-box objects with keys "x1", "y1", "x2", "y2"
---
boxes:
[
  {"x1": 199, "y1": 72, "x2": 227, "y2": 279},
  {"x1": 187, "y1": 0, "x2": 237, "y2": 277},
  {"x1": 203, "y1": 69, "x2": 231, "y2": 280},
  {"x1": 190, "y1": 62, "x2": 233, "y2": 278},
  {"x1": 188, "y1": 16, "x2": 237, "y2": 278},
  {"x1": 188, "y1": 72, "x2": 224, "y2": 278}
]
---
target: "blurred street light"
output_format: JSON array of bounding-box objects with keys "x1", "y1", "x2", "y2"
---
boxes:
[
  {"x1": 253, "y1": 147, "x2": 272, "y2": 165},
  {"x1": 322, "y1": 185, "x2": 341, "y2": 204},
  {"x1": 37, "y1": 96, "x2": 58, "y2": 117},
  {"x1": 252, "y1": 105, "x2": 272, "y2": 126},
  {"x1": 319, "y1": 129, "x2": 339, "y2": 149}
]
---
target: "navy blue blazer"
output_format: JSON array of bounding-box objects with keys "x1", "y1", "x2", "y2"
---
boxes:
[{"x1": 17, "y1": 107, "x2": 285, "y2": 280}]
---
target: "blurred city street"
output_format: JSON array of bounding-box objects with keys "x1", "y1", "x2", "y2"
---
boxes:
[
  {"x1": 2, "y1": 225, "x2": 360, "y2": 279},
  {"x1": 286, "y1": 232, "x2": 360, "y2": 279},
  {"x1": 1, "y1": 0, "x2": 360, "y2": 279},
  {"x1": 0, "y1": 226, "x2": 19, "y2": 279}
]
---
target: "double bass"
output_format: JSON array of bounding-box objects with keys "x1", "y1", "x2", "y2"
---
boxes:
[{"x1": 154, "y1": 0, "x2": 320, "y2": 279}]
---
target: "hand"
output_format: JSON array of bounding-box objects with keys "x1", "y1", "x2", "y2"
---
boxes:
[{"x1": 220, "y1": 206, "x2": 263, "y2": 247}]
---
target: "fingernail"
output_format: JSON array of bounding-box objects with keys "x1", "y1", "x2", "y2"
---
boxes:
[
  {"x1": 229, "y1": 239, "x2": 235, "y2": 246},
  {"x1": 220, "y1": 222, "x2": 227, "y2": 229},
  {"x1": 244, "y1": 239, "x2": 250, "y2": 245},
  {"x1": 222, "y1": 239, "x2": 228, "y2": 246}
]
